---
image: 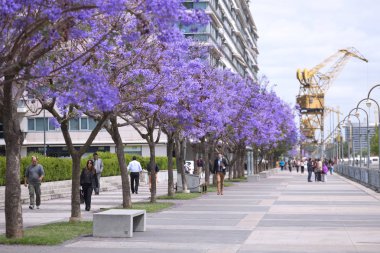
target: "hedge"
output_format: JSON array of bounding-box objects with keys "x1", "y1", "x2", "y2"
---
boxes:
[{"x1": 0, "y1": 152, "x2": 174, "y2": 186}]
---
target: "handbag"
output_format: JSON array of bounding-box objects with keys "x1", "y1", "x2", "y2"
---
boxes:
[{"x1": 80, "y1": 189, "x2": 85, "y2": 204}]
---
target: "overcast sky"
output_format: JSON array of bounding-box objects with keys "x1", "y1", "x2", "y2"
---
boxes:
[{"x1": 250, "y1": 0, "x2": 380, "y2": 136}]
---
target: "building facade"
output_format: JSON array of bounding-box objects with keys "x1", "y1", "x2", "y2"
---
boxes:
[
  {"x1": 0, "y1": 1, "x2": 259, "y2": 161},
  {"x1": 182, "y1": 0, "x2": 259, "y2": 80},
  {"x1": 344, "y1": 123, "x2": 377, "y2": 155}
]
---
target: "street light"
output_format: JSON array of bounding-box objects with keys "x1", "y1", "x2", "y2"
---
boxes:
[
  {"x1": 366, "y1": 84, "x2": 380, "y2": 171},
  {"x1": 353, "y1": 107, "x2": 370, "y2": 169}
]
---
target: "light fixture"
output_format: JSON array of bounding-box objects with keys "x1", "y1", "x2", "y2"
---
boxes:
[{"x1": 366, "y1": 100, "x2": 372, "y2": 108}]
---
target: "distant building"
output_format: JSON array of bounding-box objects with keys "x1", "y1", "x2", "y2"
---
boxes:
[{"x1": 344, "y1": 123, "x2": 377, "y2": 154}]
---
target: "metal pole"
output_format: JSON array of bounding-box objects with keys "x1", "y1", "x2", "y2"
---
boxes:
[
  {"x1": 366, "y1": 86, "x2": 380, "y2": 170},
  {"x1": 43, "y1": 109, "x2": 46, "y2": 156}
]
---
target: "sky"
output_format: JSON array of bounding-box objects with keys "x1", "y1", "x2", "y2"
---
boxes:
[{"x1": 250, "y1": 0, "x2": 380, "y2": 138}]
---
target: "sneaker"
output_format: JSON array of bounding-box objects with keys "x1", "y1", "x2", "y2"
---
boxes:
[
  {"x1": 36, "y1": 206, "x2": 40, "y2": 209},
  {"x1": 29, "y1": 205, "x2": 34, "y2": 210}
]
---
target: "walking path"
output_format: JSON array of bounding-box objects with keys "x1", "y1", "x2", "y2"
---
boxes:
[{"x1": 2, "y1": 171, "x2": 380, "y2": 253}]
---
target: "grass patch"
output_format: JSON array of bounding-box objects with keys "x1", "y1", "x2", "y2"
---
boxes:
[
  {"x1": 131, "y1": 201, "x2": 174, "y2": 212},
  {"x1": 101, "y1": 201, "x2": 174, "y2": 213},
  {"x1": 158, "y1": 192, "x2": 201, "y2": 200},
  {"x1": 226, "y1": 177, "x2": 248, "y2": 183},
  {"x1": 0, "y1": 221, "x2": 92, "y2": 245}
]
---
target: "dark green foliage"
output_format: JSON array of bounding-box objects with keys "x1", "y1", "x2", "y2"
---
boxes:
[{"x1": 0, "y1": 152, "x2": 172, "y2": 186}]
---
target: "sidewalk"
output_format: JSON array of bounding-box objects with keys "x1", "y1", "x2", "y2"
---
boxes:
[{"x1": 2, "y1": 171, "x2": 380, "y2": 252}]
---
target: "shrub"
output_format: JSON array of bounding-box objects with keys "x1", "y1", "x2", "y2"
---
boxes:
[{"x1": 0, "y1": 152, "x2": 173, "y2": 186}]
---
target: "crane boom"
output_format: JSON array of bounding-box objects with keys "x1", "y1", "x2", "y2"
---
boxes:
[{"x1": 296, "y1": 47, "x2": 368, "y2": 158}]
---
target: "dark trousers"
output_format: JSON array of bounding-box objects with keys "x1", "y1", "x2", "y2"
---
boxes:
[
  {"x1": 130, "y1": 172, "x2": 140, "y2": 193},
  {"x1": 315, "y1": 171, "x2": 321, "y2": 181},
  {"x1": 296, "y1": 166, "x2": 299, "y2": 173},
  {"x1": 301, "y1": 166, "x2": 305, "y2": 173},
  {"x1": 82, "y1": 184, "x2": 93, "y2": 210},
  {"x1": 307, "y1": 170, "x2": 313, "y2": 182}
]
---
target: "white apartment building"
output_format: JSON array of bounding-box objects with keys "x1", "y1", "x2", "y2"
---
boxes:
[{"x1": 0, "y1": 0, "x2": 259, "y2": 159}]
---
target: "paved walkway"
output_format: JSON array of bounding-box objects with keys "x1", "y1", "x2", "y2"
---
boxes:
[{"x1": 2, "y1": 171, "x2": 380, "y2": 252}]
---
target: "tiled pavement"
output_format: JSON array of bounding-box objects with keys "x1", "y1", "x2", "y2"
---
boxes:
[{"x1": 2, "y1": 171, "x2": 380, "y2": 253}]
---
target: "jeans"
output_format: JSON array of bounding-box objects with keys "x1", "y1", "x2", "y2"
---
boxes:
[
  {"x1": 28, "y1": 183, "x2": 41, "y2": 207},
  {"x1": 95, "y1": 173, "x2": 101, "y2": 194},
  {"x1": 130, "y1": 172, "x2": 140, "y2": 193},
  {"x1": 307, "y1": 171, "x2": 313, "y2": 182}
]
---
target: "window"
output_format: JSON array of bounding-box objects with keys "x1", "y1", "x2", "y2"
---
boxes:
[
  {"x1": 69, "y1": 117, "x2": 96, "y2": 131},
  {"x1": 124, "y1": 146, "x2": 142, "y2": 156},
  {"x1": 69, "y1": 118, "x2": 80, "y2": 130},
  {"x1": 89, "y1": 118, "x2": 97, "y2": 130},
  {"x1": 81, "y1": 118, "x2": 88, "y2": 130},
  {"x1": 28, "y1": 119, "x2": 35, "y2": 131},
  {"x1": 28, "y1": 118, "x2": 56, "y2": 131}
]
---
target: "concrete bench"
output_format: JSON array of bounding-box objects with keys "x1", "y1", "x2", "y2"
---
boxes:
[{"x1": 93, "y1": 209, "x2": 146, "y2": 238}]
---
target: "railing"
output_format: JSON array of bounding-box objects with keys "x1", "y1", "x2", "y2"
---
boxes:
[{"x1": 335, "y1": 164, "x2": 380, "y2": 192}]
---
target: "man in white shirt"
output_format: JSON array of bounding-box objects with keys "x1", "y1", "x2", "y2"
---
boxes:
[
  {"x1": 93, "y1": 152, "x2": 104, "y2": 195},
  {"x1": 127, "y1": 156, "x2": 142, "y2": 194}
]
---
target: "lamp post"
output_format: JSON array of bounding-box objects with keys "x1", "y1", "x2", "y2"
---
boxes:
[
  {"x1": 353, "y1": 107, "x2": 370, "y2": 168},
  {"x1": 366, "y1": 85, "x2": 380, "y2": 170},
  {"x1": 366, "y1": 97, "x2": 380, "y2": 170},
  {"x1": 347, "y1": 114, "x2": 361, "y2": 167}
]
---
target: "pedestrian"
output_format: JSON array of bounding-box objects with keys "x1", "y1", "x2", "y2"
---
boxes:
[
  {"x1": 296, "y1": 159, "x2": 300, "y2": 173},
  {"x1": 279, "y1": 160, "x2": 285, "y2": 171},
  {"x1": 321, "y1": 161, "x2": 329, "y2": 182},
  {"x1": 288, "y1": 161, "x2": 292, "y2": 172},
  {"x1": 302, "y1": 159, "x2": 307, "y2": 174},
  {"x1": 213, "y1": 153, "x2": 228, "y2": 195},
  {"x1": 92, "y1": 152, "x2": 104, "y2": 195},
  {"x1": 147, "y1": 162, "x2": 159, "y2": 192},
  {"x1": 127, "y1": 156, "x2": 142, "y2": 194},
  {"x1": 80, "y1": 160, "x2": 99, "y2": 211},
  {"x1": 196, "y1": 157, "x2": 204, "y2": 177},
  {"x1": 307, "y1": 158, "x2": 313, "y2": 182},
  {"x1": 328, "y1": 159, "x2": 334, "y2": 175},
  {"x1": 315, "y1": 159, "x2": 322, "y2": 182},
  {"x1": 24, "y1": 156, "x2": 45, "y2": 210}
]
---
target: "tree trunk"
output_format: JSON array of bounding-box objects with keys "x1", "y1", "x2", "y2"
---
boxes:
[
  {"x1": 176, "y1": 137, "x2": 187, "y2": 192},
  {"x1": 109, "y1": 116, "x2": 131, "y2": 208},
  {"x1": 167, "y1": 135, "x2": 175, "y2": 197},
  {"x1": 70, "y1": 153, "x2": 81, "y2": 221},
  {"x1": 3, "y1": 77, "x2": 24, "y2": 238},
  {"x1": 201, "y1": 139, "x2": 210, "y2": 186},
  {"x1": 148, "y1": 142, "x2": 157, "y2": 203}
]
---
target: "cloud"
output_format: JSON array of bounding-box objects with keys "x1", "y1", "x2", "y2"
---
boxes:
[{"x1": 250, "y1": 0, "x2": 380, "y2": 131}]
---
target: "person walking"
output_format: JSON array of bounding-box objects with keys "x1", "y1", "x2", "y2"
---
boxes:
[
  {"x1": 24, "y1": 156, "x2": 45, "y2": 210},
  {"x1": 196, "y1": 157, "x2": 204, "y2": 177},
  {"x1": 127, "y1": 156, "x2": 142, "y2": 194},
  {"x1": 295, "y1": 159, "x2": 300, "y2": 173},
  {"x1": 92, "y1": 152, "x2": 104, "y2": 195},
  {"x1": 315, "y1": 159, "x2": 322, "y2": 182},
  {"x1": 279, "y1": 160, "x2": 285, "y2": 171},
  {"x1": 302, "y1": 159, "x2": 307, "y2": 174},
  {"x1": 321, "y1": 161, "x2": 329, "y2": 182},
  {"x1": 328, "y1": 159, "x2": 334, "y2": 175},
  {"x1": 213, "y1": 153, "x2": 228, "y2": 195},
  {"x1": 307, "y1": 158, "x2": 313, "y2": 182},
  {"x1": 80, "y1": 160, "x2": 99, "y2": 211}
]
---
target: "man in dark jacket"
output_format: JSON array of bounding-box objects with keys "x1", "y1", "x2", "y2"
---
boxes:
[
  {"x1": 307, "y1": 158, "x2": 313, "y2": 182},
  {"x1": 213, "y1": 153, "x2": 228, "y2": 195}
]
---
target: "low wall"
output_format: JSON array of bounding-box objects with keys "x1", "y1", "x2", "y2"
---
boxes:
[
  {"x1": 0, "y1": 171, "x2": 175, "y2": 209},
  {"x1": 335, "y1": 164, "x2": 380, "y2": 192}
]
